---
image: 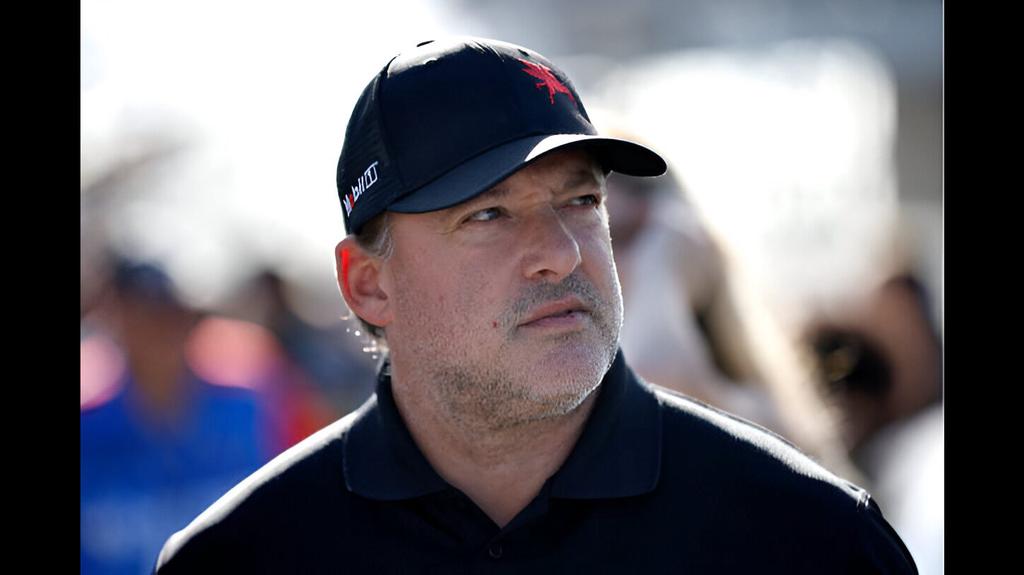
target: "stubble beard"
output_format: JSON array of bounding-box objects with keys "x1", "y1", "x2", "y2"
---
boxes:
[{"x1": 424, "y1": 272, "x2": 624, "y2": 433}]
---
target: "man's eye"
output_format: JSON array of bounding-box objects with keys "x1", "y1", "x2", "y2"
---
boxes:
[
  {"x1": 567, "y1": 194, "x2": 601, "y2": 207},
  {"x1": 466, "y1": 207, "x2": 503, "y2": 222}
]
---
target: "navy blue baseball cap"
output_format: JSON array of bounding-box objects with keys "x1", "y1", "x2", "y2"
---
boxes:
[{"x1": 336, "y1": 36, "x2": 667, "y2": 235}]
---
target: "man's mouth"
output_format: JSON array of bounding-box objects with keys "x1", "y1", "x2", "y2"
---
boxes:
[{"x1": 518, "y1": 297, "x2": 590, "y2": 328}]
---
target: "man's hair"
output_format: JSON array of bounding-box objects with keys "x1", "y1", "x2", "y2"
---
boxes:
[{"x1": 351, "y1": 211, "x2": 393, "y2": 340}]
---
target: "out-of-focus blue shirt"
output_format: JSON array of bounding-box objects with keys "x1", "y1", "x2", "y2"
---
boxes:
[{"x1": 81, "y1": 372, "x2": 271, "y2": 575}]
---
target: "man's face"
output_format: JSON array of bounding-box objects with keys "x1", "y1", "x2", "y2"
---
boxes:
[{"x1": 379, "y1": 148, "x2": 623, "y2": 428}]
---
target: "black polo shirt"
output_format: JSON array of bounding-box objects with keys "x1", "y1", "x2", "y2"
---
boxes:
[{"x1": 155, "y1": 350, "x2": 917, "y2": 574}]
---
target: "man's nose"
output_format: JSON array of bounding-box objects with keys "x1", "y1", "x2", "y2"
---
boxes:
[{"x1": 520, "y1": 208, "x2": 582, "y2": 282}]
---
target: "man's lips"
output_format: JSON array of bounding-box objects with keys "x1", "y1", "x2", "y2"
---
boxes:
[{"x1": 518, "y1": 297, "x2": 590, "y2": 327}]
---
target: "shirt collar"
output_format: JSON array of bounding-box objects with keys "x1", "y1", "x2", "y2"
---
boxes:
[
  {"x1": 342, "y1": 349, "x2": 663, "y2": 501},
  {"x1": 343, "y1": 362, "x2": 449, "y2": 500}
]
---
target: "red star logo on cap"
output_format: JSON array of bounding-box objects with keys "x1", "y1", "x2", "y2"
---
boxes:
[{"x1": 518, "y1": 58, "x2": 576, "y2": 106}]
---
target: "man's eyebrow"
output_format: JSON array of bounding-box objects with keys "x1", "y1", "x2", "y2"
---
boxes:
[
  {"x1": 562, "y1": 166, "x2": 604, "y2": 191},
  {"x1": 473, "y1": 183, "x2": 514, "y2": 204}
]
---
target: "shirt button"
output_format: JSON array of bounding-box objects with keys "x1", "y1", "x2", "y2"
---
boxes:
[{"x1": 488, "y1": 542, "x2": 503, "y2": 559}]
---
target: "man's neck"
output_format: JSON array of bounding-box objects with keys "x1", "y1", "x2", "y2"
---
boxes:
[{"x1": 388, "y1": 364, "x2": 600, "y2": 528}]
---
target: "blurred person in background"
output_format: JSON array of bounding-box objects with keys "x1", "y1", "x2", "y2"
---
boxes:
[
  {"x1": 806, "y1": 263, "x2": 943, "y2": 574},
  {"x1": 224, "y1": 268, "x2": 378, "y2": 420},
  {"x1": 607, "y1": 168, "x2": 740, "y2": 407},
  {"x1": 157, "y1": 37, "x2": 915, "y2": 573},
  {"x1": 81, "y1": 114, "x2": 371, "y2": 572},
  {"x1": 605, "y1": 151, "x2": 859, "y2": 482},
  {"x1": 80, "y1": 258, "x2": 280, "y2": 574}
]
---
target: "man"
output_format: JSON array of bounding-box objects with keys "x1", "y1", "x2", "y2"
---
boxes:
[{"x1": 155, "y1": 37, "x2": 917, "y2": 573}]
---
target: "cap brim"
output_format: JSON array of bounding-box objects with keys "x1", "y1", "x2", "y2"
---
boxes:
[{"x1": 388, "y1": 134, "x2": 667, "y2": 214}]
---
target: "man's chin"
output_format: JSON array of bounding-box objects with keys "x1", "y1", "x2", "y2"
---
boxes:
[
  {"x1": 521, "y1": 330, "x2": 616, "y2": 367},
  {"x1": 514, "y1": 341, "x2": 613, "y2": 395}
]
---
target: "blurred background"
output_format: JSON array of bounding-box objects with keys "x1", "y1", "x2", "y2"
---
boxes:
[{"x1": 81, "y1": 1, "x2": 942, "y2": 573}]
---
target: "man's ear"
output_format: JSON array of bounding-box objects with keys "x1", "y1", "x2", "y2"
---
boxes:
[{"x1": 335, "y1": 237, "x2": 393, "y2": 330}]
